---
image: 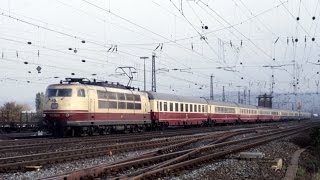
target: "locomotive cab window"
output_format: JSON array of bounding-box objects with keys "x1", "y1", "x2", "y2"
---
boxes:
[
  {"x1": 77, "y1": 89, "x2": 85, "y2": 97},
  {"x1": 47, "y1": 89, "x2": 72, "y2": 97}
]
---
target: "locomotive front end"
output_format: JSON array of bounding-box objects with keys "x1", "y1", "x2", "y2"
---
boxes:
[{"x1": 43, "y1": 84, "x2": 88, "y2": 137}]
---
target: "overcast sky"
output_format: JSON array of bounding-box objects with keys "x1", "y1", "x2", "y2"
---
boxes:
[{"x1": 1, "y1": 0, "x2": 320, "y2": 108}]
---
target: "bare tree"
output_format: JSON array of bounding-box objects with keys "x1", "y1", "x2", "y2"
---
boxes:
[{"x1": 0, "y1": 102, "x2": 31, "y2": 124}]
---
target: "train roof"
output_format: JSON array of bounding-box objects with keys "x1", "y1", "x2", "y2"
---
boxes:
[
  {"x1": 147, "y1": 92, "x2": 256, "y2": 107},
  {"x1": 147, "y1": 92, "x2": 306, "y2": 113},
  {"x1": 207, "y1": 100, "x2": 239, "y2": 107},
  {"x1": 146, "y1": 92, "x2": 207, "y2": 104},
  {"x1": 232, "y1": 103, "x2": 259, "y2": 109}
]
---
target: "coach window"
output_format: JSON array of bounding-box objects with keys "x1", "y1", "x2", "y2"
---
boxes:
[
  {"x1": 190, "y1": 104, "x2": 193, "y2": 112},
  {"x1": 194, "y1": 105, "x2": 197, "y2": 112},
  {"x1": 180, "y1": 104, "x2": 184, "y2": 112},
  {"x1": 170, "y1": 103, "x2": 173, "y2": 112},
  {"x1": 157, "y1": 101, "x2": 159, "y2": 111},
  {"x1": 175, "y1": 103, "x2": 179, "y2": 112},
  {"x1": 185, "y1": 104, "x2": 188, "y2": 112},
  {"x1": 159, "y1": 102, "x2": 163, "y2": 111},
  {"x1": 77, "y1": 89, "x2": 85, "y2": 97},
  {"x1": 202, "y1": 105, "x2": 205, "y2": 112},
  {"x1": 164, "y1": 102, "x2": 168, "y2": 111}
]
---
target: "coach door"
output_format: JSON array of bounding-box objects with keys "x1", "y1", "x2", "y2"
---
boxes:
[{"x1": 88, "y1": 89, "x2": 95, "y2": 121}]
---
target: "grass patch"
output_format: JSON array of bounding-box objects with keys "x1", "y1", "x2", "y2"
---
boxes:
[
  {"x1": 313, "y1": 172, "x2": 320, "y2": 180},
  {"x1": 297, "y1": 167, "x2": 306, "y2": 177}
]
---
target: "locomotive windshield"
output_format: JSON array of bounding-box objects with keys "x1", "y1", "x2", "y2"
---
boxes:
[{"x1": 47, "y1": 89, "x2": 72, "y2": 97}]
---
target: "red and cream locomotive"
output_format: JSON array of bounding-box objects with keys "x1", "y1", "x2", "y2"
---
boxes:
[{"x1": 43, "y1": 78, "x2": 311, "y2": 137}]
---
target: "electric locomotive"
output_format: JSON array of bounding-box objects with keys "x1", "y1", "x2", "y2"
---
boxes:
[{"x1": 43, "y1": 78, "x2": 151, "y2": 137}]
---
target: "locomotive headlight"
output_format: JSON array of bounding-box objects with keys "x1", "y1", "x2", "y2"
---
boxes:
[{"x1": 65, "y1": 113, "x2": 70, "y2": 117}]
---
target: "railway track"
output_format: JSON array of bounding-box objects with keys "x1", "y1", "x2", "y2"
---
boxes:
[
  {"x1": 0, "y1": 123, "x2": 285, "y2": 157},
  {"x1": 0, "y1": 129, "x2": 238, "y2": 173},
  {"x1": 42, "y1": 122, "x2": 319, "y2": 180},
  {"x1": 0, "y1": 121, "x2": 294, "y2": 147},
  {"x1": 0, "y1": 124, "x2": 273, "y2": 173}
]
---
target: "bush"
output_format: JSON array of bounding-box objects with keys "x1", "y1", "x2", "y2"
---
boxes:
[{"x1": 310, "y1": 128, "x2": 320, "y2": 147}]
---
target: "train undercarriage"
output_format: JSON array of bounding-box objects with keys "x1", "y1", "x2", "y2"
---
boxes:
[
  {"x1": 47, "y1": 117, "x2": 304, "y2": 138},
  {"x1": 48, "y1": 120, "x2": 164, "y2": 137}
]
